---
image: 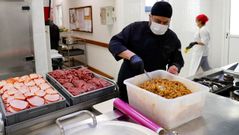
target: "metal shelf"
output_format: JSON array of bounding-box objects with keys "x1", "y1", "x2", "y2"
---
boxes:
[{"x1": 59, "y1": 39, "x2": 87, "y2": 67}]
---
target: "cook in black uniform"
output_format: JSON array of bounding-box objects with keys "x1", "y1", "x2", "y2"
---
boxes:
[
  {"x1": 49, "y1": 20, "x2": 62, "y2": 70},
  {"x1": 49, "y1": 21, "x2": 60, "y2": 50},
  {"x1": 108, "y1": 1, "x2": 184, "y2": 102}
]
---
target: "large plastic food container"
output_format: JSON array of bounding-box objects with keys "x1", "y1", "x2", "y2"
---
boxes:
[{"x1": 124, "y1": 70, "x2": 209, "y2": 129}]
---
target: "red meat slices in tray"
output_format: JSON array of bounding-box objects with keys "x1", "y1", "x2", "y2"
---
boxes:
[
  {"x1": 48, "y1": 67, "x2": 112, "y2": 96},
  {"x1": 0, "y1": 73, "x2": 63, "y2": 114}
]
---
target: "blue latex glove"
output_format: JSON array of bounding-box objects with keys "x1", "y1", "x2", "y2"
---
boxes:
[{"x1": 130, "y1": 55, "x2": 144, "y2": 74}]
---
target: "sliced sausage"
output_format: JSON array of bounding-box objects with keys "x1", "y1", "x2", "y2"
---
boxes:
[
  {"x1": 6, "y1": 78, "x2": 16, "y2": 84},
  {"x1": 2, "y1": 91, "x2": 10, "y2": 101},
  {"x1": 18, "y1": 75, "x2": 29, "y2": 83},
  {"x1": 24, "y1": 91, "x2": 35, "y2": 98},
  {"x1": 13, "y1": 77, "x2": 20, "y2": 82},
  {"x1": 0, "y1": 80, "x2": 7, "y2": 89},
  {"x1": 29, "y1": 74, "x2": 39, "y2": 80},
  {"x1": 5, "y1": 103, "x2": 10, "y2": 107},
  {"x1": 2, "y1": 83, "x2": 14, "y2": 92},
  {"x1": 39, "y1": 83, "x2": 51, "y2": 90},
  {"x1": 18, "y1": 86, "x2": 30, "y2": 94},
  {"x1": 45, "y1": 88, "x2": 58, "y2": 95},
  {"x1": 27, "y1": 96, "x2": 45, "y2": 107},
  {"x1": 0, "y1": 88, "x2": 4, "y2": 95},
  {"x1": 35, "y1": 90, "x2": 46, "y2": 97},
  {"x1": 29, "y1": 86, "x2": 40, "y2": 93},
  {"x1": 25, "y1": 80, "x2": 35, "y2": 87},
  {"x1": 9, "y1": 99, "x2": 29, "y2": 111},
  {"x1": 7, "y1": 106, "x2": 18, "y2": 113},
  {"x1": 7, "y1": 88, "x2": 18, "y2": 96},
  {"x1": 13, "y1": 82, "x2": 24, "y2": 90},
  {"x1": 44, "y1": 94, "x2": 60, "y2": 102},
  {"x1": 34, "y1": 78, "x2": 45, "y2": 86},
  {"x1": 6, "y1": 96, "x2": 15, "y2": 103},
  {"x1": 14, "y1": 92, "x2": 26, "y2": 100}
]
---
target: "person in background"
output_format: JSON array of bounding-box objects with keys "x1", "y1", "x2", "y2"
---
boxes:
[
  {"x1": 49, "y1": 20, "x2": 60, "y2": 50},
  {"x1": 108, "y1": 1, "x2": 184, "y2": 102},
  {"x1": 187, "y1": 14, "x2": 211, "y2": 76},
  {"x1": 49, "y1": 20, "x2": 62, "y2": 70}
]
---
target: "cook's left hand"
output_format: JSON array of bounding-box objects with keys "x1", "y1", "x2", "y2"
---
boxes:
[{"x1": 168, "y1": 65, "x2": 179, "y2": 75}]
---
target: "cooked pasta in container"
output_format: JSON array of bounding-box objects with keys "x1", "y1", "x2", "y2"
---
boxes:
[{"x1": 139, "y1": 78, "x2": 192, "y2": 99}]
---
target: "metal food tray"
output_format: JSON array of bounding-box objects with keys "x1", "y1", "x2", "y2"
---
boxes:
[
  {"x1": 46, "y1": 72, "x2": 117, "y2": 106},
  {"x1": 0, "y1": 82, "x2": 67, "y2": 126}
]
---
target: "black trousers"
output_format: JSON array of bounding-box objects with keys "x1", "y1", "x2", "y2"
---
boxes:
[
  {"x1": 52, "y1": 58, "x2": 63, "y2": 70},
  {"x1": 117, "y1": 61, "x2": 138, "y2": 103}
]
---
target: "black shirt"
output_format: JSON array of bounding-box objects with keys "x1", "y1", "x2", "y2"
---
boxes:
[
  {"x1": 50, "y1": 23, "x2": 60, "y2": 50},
  {"x1": 109, "y1": 21, "x2": 184, "y2": 72}
]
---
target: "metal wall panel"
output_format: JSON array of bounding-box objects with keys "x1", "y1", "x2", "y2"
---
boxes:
[{"x1": 0, "y1": 0, "x2": 35, "y2": 79}]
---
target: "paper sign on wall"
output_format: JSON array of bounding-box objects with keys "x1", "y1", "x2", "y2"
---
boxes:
[{"x1": 69, "y1": 6, "x2": 93, "y2": 33}]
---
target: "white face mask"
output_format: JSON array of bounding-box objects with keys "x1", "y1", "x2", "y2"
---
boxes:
[{"x1": 150, "y1": 21, "x2": 168, "y2": 35}]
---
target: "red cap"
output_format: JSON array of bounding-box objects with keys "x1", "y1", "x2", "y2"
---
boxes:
[{"x1": 196, "y1": 14, "x2": 209, "y2": 23}]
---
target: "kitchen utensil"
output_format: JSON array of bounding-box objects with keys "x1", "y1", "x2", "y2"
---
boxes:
[
  {"x1": 144, "y1": 69, "x2": 165, "y2": 90},
  {"x1": 113, "y1": 98, "x2": 178, "y2": 135},
  {"x1": 144, "y1": 69, "x2": 152, "y2": 80}
]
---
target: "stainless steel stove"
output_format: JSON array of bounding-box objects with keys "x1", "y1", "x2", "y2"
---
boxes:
[
  {"x1": 191, "y1": 63, "x2": 239, "y2": 98},
  {"x1": 193, "y1": 72, "x2": 234, "y2": 94}
]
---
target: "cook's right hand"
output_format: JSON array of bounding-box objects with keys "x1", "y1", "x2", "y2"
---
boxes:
[{"x1": 130, "y1": 55, "x2": 144, "y2": 74}]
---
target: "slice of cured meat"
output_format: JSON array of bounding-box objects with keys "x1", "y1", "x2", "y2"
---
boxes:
[
  {"x1": 27, "y1": 96, "x2": 45, "y2": 107},
  {"x1": 25, "y1": 81, "x2": 35, "y2": 87},
  {"x1": 34, "y1": 78, "x2": 46, "y2": 86},
  {"x1": 39, "y1": 83, "x2": 51, "y2": 90},
  {"x1": 44, "y1": 94, "x2": 60, "y2": 102},
  {"x1": 9, "y1": 100, "x2": 29, "y2": 111},
  {"x1": 45, "y1": 88, "x2": 58, "y2": 95},
  {"x1": 29, "y1": 74, "x2": 39, "y2": 80},
  {"x1": 35, "y1": 90, "x2": 46, "y2": 97}
]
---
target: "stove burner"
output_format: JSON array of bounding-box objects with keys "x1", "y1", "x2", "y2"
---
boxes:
[
  {"x1": 235, "y1": 81, "x2": 239, "y2": 86},
  {"x1": 193, "y1": 75, "x2": 234, "y2": 93}
]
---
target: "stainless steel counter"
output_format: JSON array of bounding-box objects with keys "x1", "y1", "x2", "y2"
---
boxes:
[
  {"x1": 173, "y1": 93, "x2": 239, "y2": 135},
  {"x1": 91, "y1": 93, "x2": 239, "y2": 135},
  {"x1": 16, "y1": 93, "x2": 239, "y2": 135}
]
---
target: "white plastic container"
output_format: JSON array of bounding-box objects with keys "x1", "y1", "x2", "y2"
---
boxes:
[{"x1": 124, "y1": 70, "x2": 209, "y2": 129}]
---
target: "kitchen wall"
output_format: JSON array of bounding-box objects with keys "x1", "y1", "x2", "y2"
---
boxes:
[
  {"x1": 52, "y1": 0, "x2": 228, "y2": 78},
  {"x1": 32, "y1": 0, "x2": 51, "y2": 75}
]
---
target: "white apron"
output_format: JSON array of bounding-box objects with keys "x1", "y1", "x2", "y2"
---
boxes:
[
  {"x1": 188, "y1": 45, "x2": 205, "y2": 76},
  {"x1": 188, "y1": 26, "x2": 210, "y2": 76}
]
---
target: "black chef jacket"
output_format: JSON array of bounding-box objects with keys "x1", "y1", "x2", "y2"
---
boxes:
[{"x1": 108, "y1": 21, "x2": 184, "y2": 102}]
